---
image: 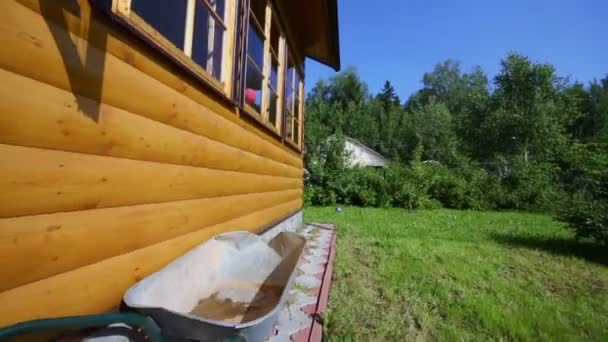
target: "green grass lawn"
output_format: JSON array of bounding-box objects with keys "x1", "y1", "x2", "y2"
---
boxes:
[{"x1": 304, "y1": 207, "x2": 608, "y2": 341}]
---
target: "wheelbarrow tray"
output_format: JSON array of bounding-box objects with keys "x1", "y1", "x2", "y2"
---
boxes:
[{"x1": 122, "y1": 231, "x2": 306, "y2": 341}]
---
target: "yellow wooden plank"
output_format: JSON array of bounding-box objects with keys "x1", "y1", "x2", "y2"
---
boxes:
[
  {"x1": 5, "y1": 0, "x2": 303, "y2": 168},
  {"x1": 0, "y1": 68, "x2": 301, "y2": 178},
  {"x1": 0, "y1": 144, "x2": 301, "y2": 218},
  {"x1": 0, "y1": 199, "x2": 302, "y2": 327},
  {"x1": 0, "y1": 189, "x2": 301, "y2": 292}
]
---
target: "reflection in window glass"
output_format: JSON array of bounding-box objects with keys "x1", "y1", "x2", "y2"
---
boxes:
[
  {"x1": 250, "y1": 0, "x2": 266, "y2": 28},
  {"x1": 212, "y1": 22, "x2": 224, "y2": 78},
  {"x1": 294, "y1": 73, "x2": 300, "y2": 94},
  {"x1": 247, "y1": 19, "x2": 265, "y2": 68},
  {"x1": 286, "y1": 67, "x2": 294, "y2": 94},
  {"x1": 294, "y1": 98, "x2": 300, "y2": 144},
  {"x1": 268, "y1": 86, "x2": 278, "y2": 126},
  {"x1": 245, "y1": 1, "x2": 266, "y2": 114},
  {"x1": 286, "y1": 113, "x2": 293, "y2": 140},
  {"x1": 192, "y1": 3, "x2": 225, "y2": 80},
  {"x1": 132, "y1": 0, "x2": 188, "y2": 49},
  {"x1": 245, "y1": 59, "x2": 263, "y2": 112},
  {"x1": 192, "y1": 5, "x2": 209, "y2": 60},
  {"x1": 284, "y1": 83, "x2": 294, "y2": 114},
  {"x1": 267, "y1": 55, "x2": 279, "y2": 126},
  {"x1": 270, "y1": 57, "x2": 278, "y2": 91},
  {"x1": 270, "y1": 19, "x2": 280, "y2": 54},
  {"x1": 213, "y1": 0, "x2": 226, "y2": 19},
  {"x1": 294, "y1": 119, "x2": 299, "y2": 144}
]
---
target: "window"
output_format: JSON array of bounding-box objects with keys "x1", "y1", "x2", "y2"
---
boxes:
[
  {"x1": 240, "y1": 0, "x2": 288, "y2": 132},
  {"x1": 191, "y1": 0, "x2": 226, "y2": 79},
  {"x1": 243, "y1": 0, "x2": 266, "y2": 113},
  {"x1": 267, "y1": 21, "x2": 280, "y2": 127},
  {"x1": 283, "y1": 51, "x2": 303, "y2": 147},
  {"x1": 112, "y1": 0, "x2": 233, "y2": 91},
  {"x1": 108, "y1": 0, "x2": 305, "y2": 148}
]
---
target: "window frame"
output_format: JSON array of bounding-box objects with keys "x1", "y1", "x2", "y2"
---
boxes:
[
  {"x1": 110, "y1": 0, "x2": 237, "y2": 96},
  {"x1": 239, "y1": 0, "x2": 289, "y2": 135},
  {"x1": 242, "y1": 0, "x2": 269, "y2": 119},
  {"x1": 282, "y1": 49, "x2": 304, "y2": 150},
  {"x1": 106, "y1": 0, "x2": 306, "y2": 150}
]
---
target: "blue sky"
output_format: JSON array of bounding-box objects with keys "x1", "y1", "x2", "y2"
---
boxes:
[{"x1": 306, "y1": 0, "x2": 608, "y2": 100}]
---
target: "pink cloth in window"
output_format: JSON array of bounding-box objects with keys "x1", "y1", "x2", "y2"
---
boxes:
[{"x1": 245, "y1": 88, "x2": 257, "y2": 106}]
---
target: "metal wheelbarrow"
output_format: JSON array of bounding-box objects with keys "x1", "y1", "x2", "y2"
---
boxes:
[{"x1": 0, "y1": 231, "x2": 306, "y2": 342}]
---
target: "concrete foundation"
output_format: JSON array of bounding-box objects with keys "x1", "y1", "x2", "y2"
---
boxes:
[{"x1": 261, "y1": 210, "x2": 303, "y2": 242}]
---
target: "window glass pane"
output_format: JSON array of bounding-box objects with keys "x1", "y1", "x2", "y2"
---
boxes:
[
  {"x1": 270, "y1": 56, "x2": 278, "y2": 90},
  {"x1": 247, "y1": 17, "x2": 265, "y2": 68},
  {"x1": 294, "y1": 73, "x2": 300, "y2": 99},
  {"x1": 245, "y1": 59, "x2": 263, "y2": 112},
  {"x1": 192, "y1": 5, "x2": 209, "y2": 67},
  {"x1": 250, "y1": 0, "x2": 266, "y2": 28},
  {"x1": 270, "y1": 20, "x2": 279, "y2": 54},
  {"x1": 284, "y1": 83, "x2": 294, "y2": 114},
  {"x1": 192, "y1": 4, "x2": 225, "y2": 80},
  {"x1": 286, "y1": 113, "x2": 293, "y2": 139},
  {"x1": 286, "y1": 64, "x2": 294, "y2": 90},
  {"x1": 211, "y1": 0, "x2": 226, "y2": 19},
  {"x1": 294, "y1": 119, "x2": 299, "y2": 144},
  {"x1": 212, "y1": 23, "x2": 224, "y2": 79},
  {"x1": 268, "y1": 87, "x2": 278, "y2": 126},
  {"x1": 295, "y1": 98, "x2": 300, "y2": 118},
  {"x1": 284, "y1": 56, "x2": 294, "y2": 112},
  {"x1": 132, "y1": 0, "x2": 188, "y2": 49}
]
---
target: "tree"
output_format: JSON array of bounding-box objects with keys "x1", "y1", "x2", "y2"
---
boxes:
[
  {"x1": 407, "y1": 100, "x2": 459, "y2": 165},
  {"x1": 376, "y1": 80, "x2": 401, "y2": 110},
  {"x1": 478, "y1": 53, "x2": 575, "y2": 161},
  {"x1": 568, "y1": 76, "x2": 608, "y2": 142}
]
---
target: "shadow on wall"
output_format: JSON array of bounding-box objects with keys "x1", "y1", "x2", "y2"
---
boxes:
[
  {"x1": 39, "y1": 0, "x2": 107, "y2": 122},
  {"x1": 491, "y1": 232, "x2": 608, "y2": 267}
]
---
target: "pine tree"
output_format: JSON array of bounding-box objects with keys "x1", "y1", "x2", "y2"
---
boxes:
[{"x1": 377, "y1": 80, "x2": 401, "y2": 109}]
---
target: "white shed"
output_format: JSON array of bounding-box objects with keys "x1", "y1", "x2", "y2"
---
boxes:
[{"x1": 344, "y1": 137, "x2": 388, "y2": 167}]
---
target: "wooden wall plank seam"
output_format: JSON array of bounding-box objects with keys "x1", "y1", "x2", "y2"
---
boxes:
[
  {"x1": 0, "y1": 198, "x2": 303, "y2": 327},
  {"x1": 0, "y1": 67, "x2": 302, "y2": 178},
  {"x1": 0, "y1": 189, "x2": 302, "y2": 292},
  {"x1": 3, "y1": 0, "x2": 303, "y2": 168},
  {"x1": 0, "y1": 144, "x2": 302, "y2": 218}
]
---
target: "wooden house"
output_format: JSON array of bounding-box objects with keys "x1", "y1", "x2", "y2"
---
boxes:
[{"x1": 0, "y1": 0, "x2": 340, "y2": 326}]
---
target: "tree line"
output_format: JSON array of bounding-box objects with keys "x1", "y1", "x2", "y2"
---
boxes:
[{"x1": 304, "y1": 53, "x2": 608, "y2": 243}]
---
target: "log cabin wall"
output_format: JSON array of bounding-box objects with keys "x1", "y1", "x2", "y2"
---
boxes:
[{"x1": 0, "y1": 0, "x2": 303, "y2": 326}]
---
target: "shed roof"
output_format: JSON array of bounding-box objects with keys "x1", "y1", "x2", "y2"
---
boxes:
[
  {"x1": 273, "y1": 0, "x2": 341, "y2": 71},
  {"x1": 345, "y1": 137, "x2": 388, "y2": 167}
]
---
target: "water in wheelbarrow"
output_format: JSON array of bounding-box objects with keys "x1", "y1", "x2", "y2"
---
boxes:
[{"x1": 190, "y1": 283, "x2": 284, "y2": 323}]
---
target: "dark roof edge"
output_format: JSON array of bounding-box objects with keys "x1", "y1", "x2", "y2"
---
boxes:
[{"x1": 326, "y1": 0, "x2": 341, "y2": 71}]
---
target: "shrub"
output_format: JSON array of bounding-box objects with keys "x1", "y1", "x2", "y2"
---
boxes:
[
  {"x1": 500, "y1": 156, "x2": 564, "y2": 211},
  {"x1": 555, "y1": 143, "x2": 608, "y2": 243},
  {"x1": 347, "y1": 168, "x2": 390, "y2": 207},
  {"x1": 385, "y1": 163, "x2": 439, "y2": 210},
  {"x1": 557, "y1": 196, "x2": 608, "y2": 244}
]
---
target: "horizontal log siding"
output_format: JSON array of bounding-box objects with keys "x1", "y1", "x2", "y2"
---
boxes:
[{"x1": 0, "y1": 0, "x2": 303, "y2": 325}]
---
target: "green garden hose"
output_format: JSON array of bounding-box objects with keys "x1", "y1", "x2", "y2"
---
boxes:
[{"x1": 0, "y1": 313, "x2": 162, "y2": 342}]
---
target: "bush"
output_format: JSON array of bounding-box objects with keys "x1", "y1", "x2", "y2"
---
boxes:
[
  {"x1": 384, "y1": 163, "x2": 438, "y2": 210},
  {"x1": 499, "y1": 156, "x2": 565, "y2": 211},
  {"x1": 557, "y1": 196, "x2": 608, "y2": 244},
  {"x1": 347, "y1": 168, "x2": 390, "y2": 207},
  {"x1": 555, "y1": 143, "x2": 608, "y2": 243}
]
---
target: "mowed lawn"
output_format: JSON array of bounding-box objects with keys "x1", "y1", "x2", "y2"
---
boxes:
[{"x1": 304, "y1": 207, "x2": 608, "y2": 341}]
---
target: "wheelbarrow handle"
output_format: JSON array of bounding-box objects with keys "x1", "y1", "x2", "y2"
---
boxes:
[{"x1": 0, "y1": 313, "x2": 163, "y2": 342}]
